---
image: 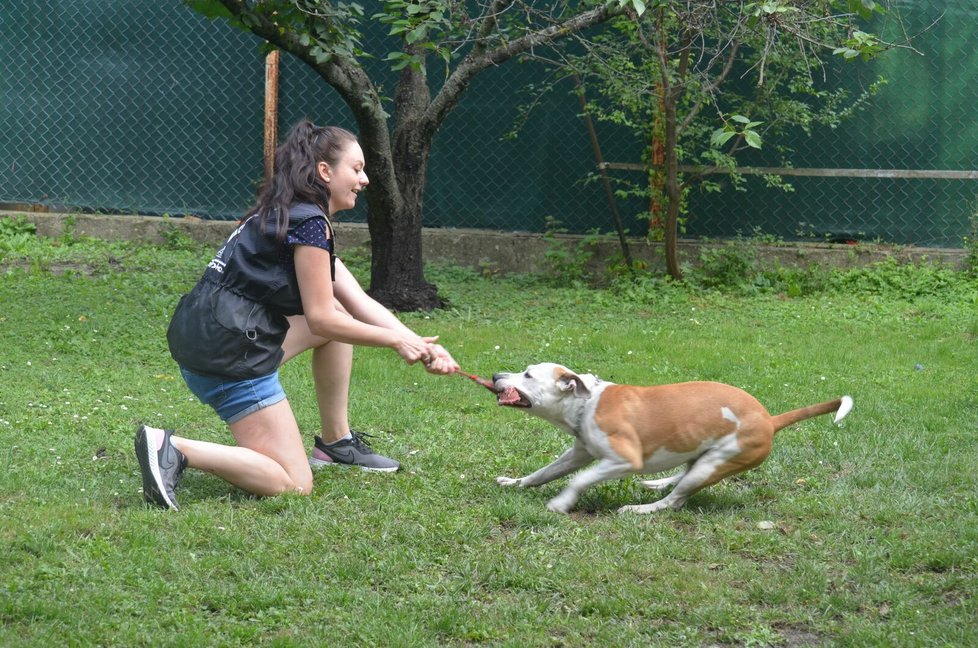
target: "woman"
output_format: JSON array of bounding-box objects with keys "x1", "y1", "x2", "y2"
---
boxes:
[{"x1": 135, "y1": 119, "x2": 459, "y2": 510}]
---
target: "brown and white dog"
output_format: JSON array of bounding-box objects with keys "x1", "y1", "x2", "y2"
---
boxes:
[{"x1": 492, "y1": 363, "x2": 852, "y2": 514}]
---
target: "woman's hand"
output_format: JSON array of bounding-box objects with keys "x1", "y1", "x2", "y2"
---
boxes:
[
  {"x1": 421, "y1": 343, "x2": 460, "y2": 375},
  {"x1": 392, "y1": 334, "x2": 440, "y2": 367}
]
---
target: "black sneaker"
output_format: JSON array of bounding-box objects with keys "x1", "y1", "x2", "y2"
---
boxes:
[
  {"x1": 310, "y1": 431, "x2": 400, "y2": 473},
  {"x1": 134, "y1": 425, "x2": 187, "y2": 510}
]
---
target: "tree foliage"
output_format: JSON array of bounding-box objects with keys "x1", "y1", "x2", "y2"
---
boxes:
[{"x1": 536, "y1": 0, "x2": 914, "y2": 279}]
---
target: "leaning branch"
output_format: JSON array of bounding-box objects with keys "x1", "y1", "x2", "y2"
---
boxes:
[{"x1": 428, "y1": 3, "x2": 627, "y2": 128}]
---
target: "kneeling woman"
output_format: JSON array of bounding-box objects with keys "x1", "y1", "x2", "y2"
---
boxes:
[{"x1": 135, "y1": 119, "x2": 458, "y2": 510}]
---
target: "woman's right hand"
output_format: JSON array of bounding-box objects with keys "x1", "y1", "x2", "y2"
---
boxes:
[{"x1": 392, "y1": 334, "x2": 439, "y2": 367}]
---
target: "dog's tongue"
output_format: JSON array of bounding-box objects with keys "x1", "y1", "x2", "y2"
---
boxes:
[{"x1": 497, "y1": 386, "x2": 522, "y2": 406}]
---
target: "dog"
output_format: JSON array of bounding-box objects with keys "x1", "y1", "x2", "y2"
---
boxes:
[{"x1": 492, "y1": 363, "x2": 852, "y2": 514}]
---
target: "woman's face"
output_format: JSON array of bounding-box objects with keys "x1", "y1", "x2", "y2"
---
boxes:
[{"x1": 321, "y1": 140, "x2": 368, "y2": 215}]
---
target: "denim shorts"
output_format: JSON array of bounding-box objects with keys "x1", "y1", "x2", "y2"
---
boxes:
[{"x1": 179, "y1": 368, "x2": 287, "y2": 424}]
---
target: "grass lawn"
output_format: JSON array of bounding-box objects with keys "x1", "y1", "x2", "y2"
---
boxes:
[{"x1": 1, "y1": 229, "x2": 976, "y2": 646}]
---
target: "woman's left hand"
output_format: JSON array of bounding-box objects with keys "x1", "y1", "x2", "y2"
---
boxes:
[{"x1": 422, "y1": 343, "x2": 460, "y2": 375}]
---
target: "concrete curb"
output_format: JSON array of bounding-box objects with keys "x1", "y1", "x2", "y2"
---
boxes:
[{"x1": 3, "y1": 210, "x2": 967, "y2": 277}]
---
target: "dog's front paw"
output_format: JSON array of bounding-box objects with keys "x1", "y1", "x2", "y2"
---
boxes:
[{"x1": 496, "y1": 476, "x2": 523, "y2": 487}]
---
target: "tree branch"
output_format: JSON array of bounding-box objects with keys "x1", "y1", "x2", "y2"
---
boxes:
[{"x1": 428, "y1": 3, "x2": 626, "y2": 129}]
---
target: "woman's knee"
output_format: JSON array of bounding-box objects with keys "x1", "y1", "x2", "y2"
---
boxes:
[
  {"x1": 291, "y1": 470, "x2": 314, "y2": 496},
  {"x1": 283, "y1": 461, "x2": 314, "y2": 496},
  {"x1": 263, "y1": 471, "x2": 313, "y2": 497}
]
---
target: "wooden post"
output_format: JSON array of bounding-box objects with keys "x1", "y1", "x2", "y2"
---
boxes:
[{"x1": 263, "y1": 50, "x2": 280, "y2": 181}]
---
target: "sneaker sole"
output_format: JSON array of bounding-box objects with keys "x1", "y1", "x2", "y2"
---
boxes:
[
  {"x1": 135, "y1": 425, "x2": 179, "y2": 510},
  {"x1": 309, "y1": 457, "x2": 399, "y2": 473}
]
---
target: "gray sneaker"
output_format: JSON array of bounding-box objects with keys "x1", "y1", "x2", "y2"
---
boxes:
[
  {"x1": 310, "y1": 431, "x2": 400, "y2": 473},
  {"x1": 135, "y1": 425, "x2": 187, "y2": 510}
]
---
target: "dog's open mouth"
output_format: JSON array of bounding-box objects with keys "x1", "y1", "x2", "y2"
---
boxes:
[{"x1": 496, "y1": 386, "x2": 531, "y2": 408}]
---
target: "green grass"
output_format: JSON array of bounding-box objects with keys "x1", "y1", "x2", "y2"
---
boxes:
[{"x1": 1, "y1": 231, "x2": 976, "y2": 646}]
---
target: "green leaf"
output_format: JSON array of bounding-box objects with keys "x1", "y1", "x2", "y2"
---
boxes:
[
  {"x1": 612, "y1": 0, "x2": 647, "y2": 16},
  {"x1": 407, "y1": 24, "x2": 428, "y2": 44},
  {"x1": 744, "y1": 130, "x2": 763, "y2": 149},
  {"x1": 711, "y1": 129, "x2": 736, "y2": 147}
]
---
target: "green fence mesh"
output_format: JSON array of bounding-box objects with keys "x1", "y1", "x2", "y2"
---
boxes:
[{"x1": 1, "y1": 0, "x2": 975, "y2": 247}]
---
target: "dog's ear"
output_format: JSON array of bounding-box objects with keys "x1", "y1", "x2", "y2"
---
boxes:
[{"x1": 556, "y1": 370, "x2": 590, "y2": 398}]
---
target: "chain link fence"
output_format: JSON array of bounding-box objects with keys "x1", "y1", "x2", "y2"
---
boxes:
[{"x1": 1, "y1": 0, "x2": 975, "y2": 247}]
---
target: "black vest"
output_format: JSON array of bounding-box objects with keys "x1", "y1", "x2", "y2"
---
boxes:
[{"x1": 167, "y1": 203, "x2": 332, "y2": 379}]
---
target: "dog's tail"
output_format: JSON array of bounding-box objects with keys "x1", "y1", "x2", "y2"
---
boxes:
[{"x1": 771, "y1": 395, "x2": 853, "y2": 432}]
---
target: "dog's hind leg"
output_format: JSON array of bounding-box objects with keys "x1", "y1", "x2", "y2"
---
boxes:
[
  {"x1": 496, "y1": 441, "x2": 593, "y2": 489},
  {"x1": 546, "y1": 457, "x2": 635, "y2": 514},
  {"x1": 620, "y1": 438, "x2": 768, "y2": 514}
]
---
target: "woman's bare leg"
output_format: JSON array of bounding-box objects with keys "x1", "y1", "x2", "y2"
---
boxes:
[
  {"x1": 282, "y1": 314, "x2": 353, "y2": 443},
  {"x1": 171, "y1": 399, "x2": 313, "y2": 496}
]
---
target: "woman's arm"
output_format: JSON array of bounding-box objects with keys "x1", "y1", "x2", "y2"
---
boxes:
[
  {"x1": 331, "y1": 257, "x2": 460, "y2": 374},
  {"x1": 294, "y1": 245, "x2": 434, "y2": 365}
]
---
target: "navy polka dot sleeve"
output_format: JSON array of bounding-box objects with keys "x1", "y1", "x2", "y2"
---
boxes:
[{"x1": 286, "y1": 217, "x2": 332, "y2": 253}]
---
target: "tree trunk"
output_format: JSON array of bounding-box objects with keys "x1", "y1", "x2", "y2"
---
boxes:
[
  {"x1": 663, "y1": 94, "x2": 683, "y2": 281},
  {"x1": 362, "y1": 55, "x2": 442, "y2": 311},
  {"x1": 365, "y1": 137, "x2": 441, "y2": 311}
]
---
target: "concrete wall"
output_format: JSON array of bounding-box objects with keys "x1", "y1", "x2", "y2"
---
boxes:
[{"x1": 3, "y1": 211, "x2": 968, "y2": 277}]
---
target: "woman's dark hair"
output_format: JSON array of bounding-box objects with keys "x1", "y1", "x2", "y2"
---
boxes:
[{"x1": 251, "y1": 118, "x2": 357, "y2": 239}]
